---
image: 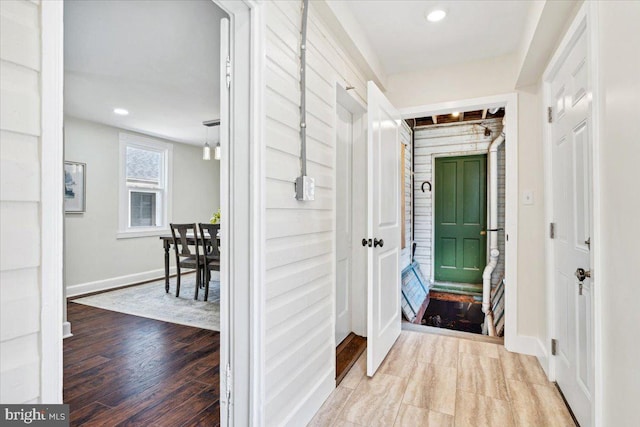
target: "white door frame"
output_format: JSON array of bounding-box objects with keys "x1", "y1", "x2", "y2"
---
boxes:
[
  {"x1": 39, "y1": 1, "x2": 266, "y2": 424},
  {"x1": 542, "y1": 2, "x2": 601, "y2": 425},
  {"x1": 333, "y1": 85, "x2": 368, "y2": 351},
  {"x1": 400, "y1": 93, "x2": 523, "y2": 353},
  {"x1": 334, "y1": 97, "x2": 355, "y2": 348}
]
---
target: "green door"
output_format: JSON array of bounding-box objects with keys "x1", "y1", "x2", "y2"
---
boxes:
[{"x1": 434, "y1": 155, "x2": 487, "y2": 283}]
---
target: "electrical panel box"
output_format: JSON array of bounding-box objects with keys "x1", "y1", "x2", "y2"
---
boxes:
[{"x1": 295, "y1": 176, "x2": 315, "y2": 201}]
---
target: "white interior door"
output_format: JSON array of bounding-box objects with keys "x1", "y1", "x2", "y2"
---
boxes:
[
  {"x1": 366, "y1": 81, "x2": 402, "y2": 376},
  {"x1": 336, "y1": 103, "x2": 353, "y2": 346},
  {"x1": 550, "y1": 26, "x2": 593, "y2": 427}
]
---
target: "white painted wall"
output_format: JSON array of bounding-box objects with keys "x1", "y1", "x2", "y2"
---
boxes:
[
  {"x1": 262, "y1": 1, "x2": 369, "y2": 425},
  {"x1": 0, "y1": 0, "x2": 42, "y2": 404},
  {"x1": 64, "y1": 117, "x2": 219, "y2": 295},
  {"x1": 411, "y1": 119, "x2": 505, "y2": 286},
  {"x1": 387, "y1": 54, "x2": 520, "y2": 110},
  {"x1": 596, "y1": 2, "x2": 640, "y2": 425}
]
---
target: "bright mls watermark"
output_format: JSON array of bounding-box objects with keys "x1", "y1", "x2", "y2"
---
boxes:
[{"x1": 0, "y1": 405, "x2": 69, "y2": 426}]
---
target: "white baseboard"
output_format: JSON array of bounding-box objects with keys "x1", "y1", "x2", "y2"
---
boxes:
[
  {"x1": 66, "y1": 267, "x2": 177, "y2": 297},
  {"x1": 282, "y1": 368, "x2": 334, "y2": 427},
  {"x1": 536, "y1": 337, "x2": 552, "y2": 379},
  {"x1": 505, "y1": 333, "x2": 540, "y2": 356},
  {"x1": 62, "y1": 321, "x2": 72, "y2": 339}
]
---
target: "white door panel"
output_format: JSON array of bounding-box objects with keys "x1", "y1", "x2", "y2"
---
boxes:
[
  {"x1": 550, "y1": 26, "x2": 593, "y2": 427},
  {"x1": 366, "y1": 81, "x2": 402, "y2": 376},
  {"x1": 336, "y1": 103, "x2": 353, "y2": 346}
]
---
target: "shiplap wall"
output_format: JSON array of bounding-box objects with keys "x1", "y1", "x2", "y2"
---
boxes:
[
  {"x1": 413, "y1": 118, "x2": 505, "y2": 285},
  {"x1": 263, "y1": 1, "x2": 369, "y2": 425},
  {"x1": 0, "y1": 0, "x2": 42, "y2": 403}
]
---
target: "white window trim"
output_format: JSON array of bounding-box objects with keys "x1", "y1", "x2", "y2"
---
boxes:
[{"x1": 117, "y1": 132, "x2": 173, "y2": 238}]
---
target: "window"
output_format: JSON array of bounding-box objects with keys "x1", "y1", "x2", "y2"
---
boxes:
[{"x1": 118, "y1": 133, "x2": 172, "y2": 238}]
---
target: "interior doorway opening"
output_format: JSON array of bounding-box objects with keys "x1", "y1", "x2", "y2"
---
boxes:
[
  {"x1": 59, "y1": 0, "x2": 233, "y2": 423},
  {"x1": 334, "y1": 85, "x2": 368, "y2": 384},
  {"x1": 402, "y1": 107, "x2": 507, "y2": 338}
]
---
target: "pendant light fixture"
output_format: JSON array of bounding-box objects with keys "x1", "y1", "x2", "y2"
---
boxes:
[
  {"x1": 202, "y1": 119, "x2": 221, "y2": 161},
  {"x1": 202, "y1": 125, "x2": 211, "y2": 160}
]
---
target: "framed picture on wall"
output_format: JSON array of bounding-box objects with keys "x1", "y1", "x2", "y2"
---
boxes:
[{"x1": 64, "y1": 161, "x2": 86, "y2": 213}]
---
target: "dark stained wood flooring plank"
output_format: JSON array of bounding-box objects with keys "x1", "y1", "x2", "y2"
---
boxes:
[
  {"x1": 181, "y1": 400, "x2": 220, "y2": 427},
  {"x1": 68, "y1": 402, "x2": 113, "y2": 426},
  {"x1": 336, "y1": 333, "x2": 367, "y2": 386},
  {"x1": 64, "y1": 355, "x2": 111, "y2": 378},
  {"x1": 64, "y1": 302, "x2": 219, "y2": 426},
  {"x1": 135, "y1": 384, "x2": 219, "y2": 427}
]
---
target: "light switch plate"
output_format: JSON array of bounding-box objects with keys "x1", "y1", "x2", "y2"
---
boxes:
[{"x1": 523, "y1": 190, "x2": 534, "y2": 205}]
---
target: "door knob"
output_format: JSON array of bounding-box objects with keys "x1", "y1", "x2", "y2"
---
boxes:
[
  {"x1": 362, "y1": 238, "x2": 372, "y2": 247},
  {"x1": 575, "y1": 267, "x2": 591, "y2": 282},
  {"x1": 374, "y1": 238, "x2": 384, "y2": 248}
]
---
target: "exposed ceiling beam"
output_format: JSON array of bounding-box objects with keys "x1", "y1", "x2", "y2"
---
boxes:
[
  {"x1": 432, "y1": 115, "x2": 438, "y2": 124},
  {"x1": 482, "y1": 109, "x2": 488, "y2": 119}
]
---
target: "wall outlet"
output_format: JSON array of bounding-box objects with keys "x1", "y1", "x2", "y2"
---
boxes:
[
  {"x1": 295, "y1": 176, "x2": 315, "y2": 201},
  {"x1": 523, "y1": 190, "x2": 534, "y2": 205}
]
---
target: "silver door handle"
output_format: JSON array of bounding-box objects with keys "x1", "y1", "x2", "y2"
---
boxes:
[{"x1": 575, "y1": 268, "x2": 591, "y2": 282}]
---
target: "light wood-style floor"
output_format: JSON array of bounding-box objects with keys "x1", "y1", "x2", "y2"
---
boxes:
[{"x1": 308, "y1": 331, "x2": 576, "y2": 427}]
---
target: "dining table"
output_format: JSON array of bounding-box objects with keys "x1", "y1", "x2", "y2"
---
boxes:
[{"x1": 159, "y1": 232, "x2": 220, "y2": 292}]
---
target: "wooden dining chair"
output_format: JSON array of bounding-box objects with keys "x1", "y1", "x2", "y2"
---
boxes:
[
  {"x1": 170, "y1": 223, "x2": 202, "y2": 299},
  {"x1": 198, "y1": 223, "x2": 221, "y2": 302}
]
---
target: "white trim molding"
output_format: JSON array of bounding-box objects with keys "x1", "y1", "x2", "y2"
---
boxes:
[
  {"x1": 212, "y1": 1, "x2": 264, "y2": 425},
  {"x1": 248, "y1": 1, "x2": 266, "y2": 424},
  {"x1": 66, "y1": 267, "x2": 179, "y2": 298},
  {"x1": 399, "y1": 93, "x2": 522, "y2": 354},
  {"x1": 40, "y1": 0, "x2": 64, "y2": 404},
  {"x1": 62, "y1": 322, "x2": 72, "y2": 339}
]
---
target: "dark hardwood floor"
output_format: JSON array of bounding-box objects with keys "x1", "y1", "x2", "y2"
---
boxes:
[
  {"x1": 336, "y1": 333, "x2": 366, "y2": 386},
  {"x1": 64, "y1": 302, "x2": 220, "y2": 426}
]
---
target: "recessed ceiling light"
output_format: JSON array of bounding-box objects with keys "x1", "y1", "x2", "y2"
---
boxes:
[
  {"x1": 113, "y1": 108, "x2": 129, "y2": 116},
  {"x1": 426, "y1": 9, "x2": 446, "y2": 23},
  {"x1": 451, "y1": 111, "x2": 460, "y2": 118}
]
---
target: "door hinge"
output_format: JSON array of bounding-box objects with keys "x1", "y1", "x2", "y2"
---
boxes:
[
  {"x1": 551, "y1": 338, "x2": 558, "y2": 356},
  {"x1": 225, "y1": 56, "x2": 231, "y2": 89},
  {"x1": 550, "y1": 222, "x2": 556, "y2": 239},
  {"x1": 548, "y1": 106, "x2": 553, "y2": 123},
  {"x1": 225, "y1": 363, "x2": 232, "y2": 403}
]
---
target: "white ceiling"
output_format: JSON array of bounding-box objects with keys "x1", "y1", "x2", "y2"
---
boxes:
[
  {"x1": 343, "y1": 0, "x2": 533, "y2": 75},
  {"x1": 64, "y1": 0, "x2": 227, "y2": 146}
]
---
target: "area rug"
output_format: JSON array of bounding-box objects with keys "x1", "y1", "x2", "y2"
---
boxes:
[{"x1": 72, "y1": 275, "x2": 220, "y2": 331}]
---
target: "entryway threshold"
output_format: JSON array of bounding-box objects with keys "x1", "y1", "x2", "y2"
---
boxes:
[
  {"x1": 402, "y1": 321, "x2": 504, "y2": 345},
  {"x1": 431, "y1": 281, "x2": 483, "y2": 296}
]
